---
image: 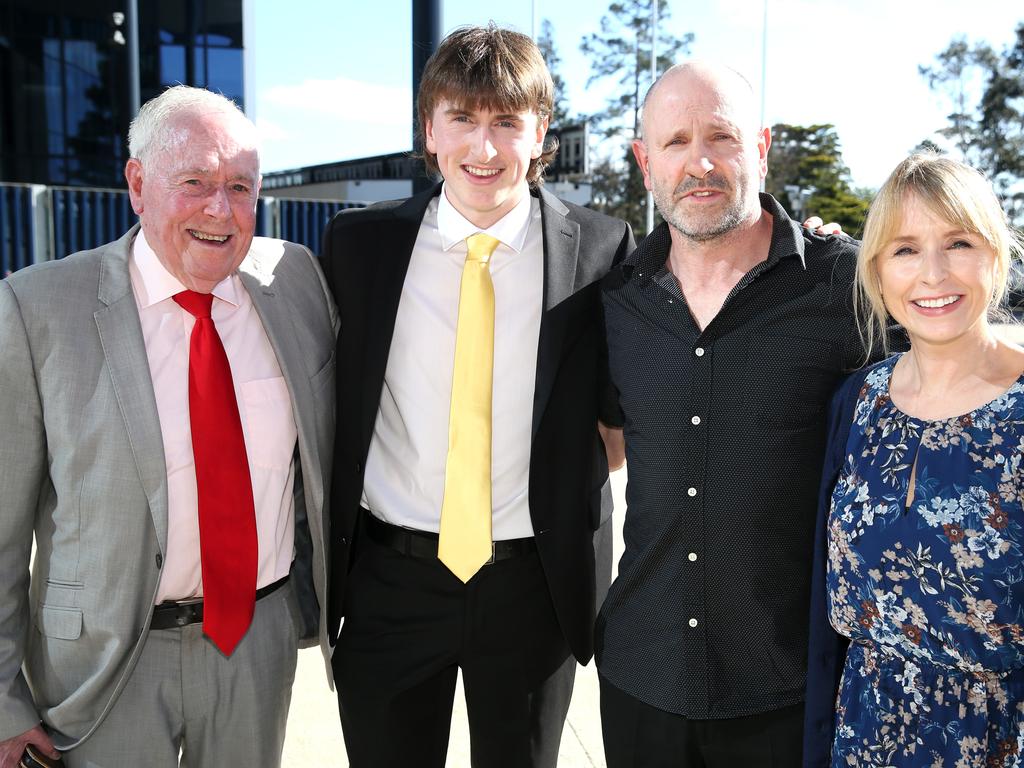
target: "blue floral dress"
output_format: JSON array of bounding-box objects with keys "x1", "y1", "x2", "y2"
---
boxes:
[{"x1": 827, "y1": 355, "x2": 1024, "y2": 767}]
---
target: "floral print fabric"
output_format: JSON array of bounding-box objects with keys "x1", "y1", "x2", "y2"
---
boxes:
[{"x1": 827, "y1": 355, "x2": 1024, "y2": 767}]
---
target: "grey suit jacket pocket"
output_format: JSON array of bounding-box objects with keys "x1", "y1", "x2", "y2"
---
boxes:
[{"x1": 37, "y1": 606, "x2": 83, "y2": 640}]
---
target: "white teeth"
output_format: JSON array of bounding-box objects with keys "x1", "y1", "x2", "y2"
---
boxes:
[
  {"x1": 692, "y1": 191, "x2": 713, "y2": 197},
  {"x1": 190, "y1": 230, "x2": 228, "y2": 242},
  {"x1": 465, "y1": 166, "x2": 501, "y2": 177},
  {"x1": 913, "y1": 295, "x2": 959, "y2": 308}
]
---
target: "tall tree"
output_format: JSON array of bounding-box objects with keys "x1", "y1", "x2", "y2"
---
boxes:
[
  {"x1": 580, "y1": 0, "x2": 693, "y2": 233},
  {"x1": 537, "y1": 19, "x2": 571, "y2": 129},
  {"x1": 580, "y1": 0, "x2": 693, "y2": 138},
  {"x1": 766, "y1": 123, "x2": 871, "y2": 237},
  {"x1": 921, "y1": 24, "x2": 1024, "y2": 222}
]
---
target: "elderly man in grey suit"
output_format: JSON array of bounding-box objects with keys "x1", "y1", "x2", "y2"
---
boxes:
[{"x1": 0, "y1": 86, "x2": 338, "y2": 768}]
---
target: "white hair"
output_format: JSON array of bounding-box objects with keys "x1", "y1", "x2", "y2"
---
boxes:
[{"x1": 128, "y1": 85, "x2": 257, "y2": 163}]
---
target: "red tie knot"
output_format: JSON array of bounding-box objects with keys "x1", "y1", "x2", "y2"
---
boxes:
[{"x1": 173, "y1": 290, "x2": 215, "y2": 319}]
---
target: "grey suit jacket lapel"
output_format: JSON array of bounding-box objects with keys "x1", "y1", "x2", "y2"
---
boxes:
[
  {"x1": 239, "y1": 248, "x2": 323, "y2": 518},
  {"x1": 532, "y1": 188, "x2": 580, "y2": 439},
  {"x1": 93, "y1": 225, "x2": 169, "y2": 551}
]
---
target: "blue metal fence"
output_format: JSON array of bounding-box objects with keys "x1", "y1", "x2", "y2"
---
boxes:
[
  {"x1": 51, "y1": 187, "x2": 137, "y2": 260},
  {"x1": 0, "y1": 183, "x2": 365, "y2": 273},
  {"x1": 278, "y1": 199, "x2": 363, "y2": 255},
  {"x1": 0, "y1": 184, "x2": 35, "y2": 276}
]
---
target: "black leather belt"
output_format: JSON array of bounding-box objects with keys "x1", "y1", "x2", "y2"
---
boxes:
[
  {"x1": 149, "y1": 575, "x2": 289, "y2": 631},
  {"x1": 363, "y1": 510, "x2": 536, "y2": 564}
]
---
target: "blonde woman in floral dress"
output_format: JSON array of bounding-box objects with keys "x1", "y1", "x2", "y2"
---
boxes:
[{"x1": 803, "y1": 154, "x2": 1024, "y2": 768}]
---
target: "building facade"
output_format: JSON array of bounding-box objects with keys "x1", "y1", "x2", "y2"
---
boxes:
[{"x1": 0, "y1": 0, "x2": 244, "y2": 188}]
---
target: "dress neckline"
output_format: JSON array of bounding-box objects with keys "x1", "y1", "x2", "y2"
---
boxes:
[{"x1": 880, "y1": 354, "x2": 1024, "y2": 425}]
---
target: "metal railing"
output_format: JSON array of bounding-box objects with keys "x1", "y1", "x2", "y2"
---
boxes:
[{"x1": 0, "y1": 183, "x2": 365, "y2": 273}]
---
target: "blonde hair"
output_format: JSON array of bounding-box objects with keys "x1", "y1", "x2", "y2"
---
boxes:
[{"x1": 856, "y1": 153, "x2": 1022, "y2": 360}]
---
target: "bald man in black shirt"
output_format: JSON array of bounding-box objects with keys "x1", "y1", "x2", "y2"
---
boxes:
[{"x1": 597, "y1": 62, "x2": 863, "y2": 768}]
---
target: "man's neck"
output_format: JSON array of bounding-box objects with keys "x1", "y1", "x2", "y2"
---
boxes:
[
  {"x1": 664, "y1": 208, "x2": 774, "y2": 332},
  {"x1": 666, "y1": 209, "x2": 773, "y2": 283}
]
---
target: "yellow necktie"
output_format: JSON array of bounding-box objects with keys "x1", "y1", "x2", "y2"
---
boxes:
[{"x1": 438, "y1": 233, "x2": 500, "y2": 582}]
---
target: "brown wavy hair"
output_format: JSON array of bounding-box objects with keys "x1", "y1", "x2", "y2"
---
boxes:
[{"x1": 416, "y1": 23, "x2": 557, "y2": 187}]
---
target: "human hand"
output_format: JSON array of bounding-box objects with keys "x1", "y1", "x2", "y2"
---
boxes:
[
  {"x1": 802, "y1": 216, "x2": 843, "y2": 236},
  {"x1": 0, "y1": 725, "x2": 59, "y2": 768}
]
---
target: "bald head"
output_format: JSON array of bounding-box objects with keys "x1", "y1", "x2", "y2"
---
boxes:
[
  {"x1": 631, "y1": 61, "x2": 770, "y2": 244},
  {"x1": 640, "y1": 62, "x2": 759, "y2": 140}
]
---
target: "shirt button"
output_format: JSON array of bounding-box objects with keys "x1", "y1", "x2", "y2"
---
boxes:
[
  {"x1": 694, "y1": 347, "x2": 705, "y2": 357},
  {"x1": 688, "y1": 552, "x2": 698, "y2": 562},
  {"x1": 688, "y1": 618, "x2": 699, "y2": 628},
  {"x1": 687, "y1": 487, "x2": 697, "y2": 497},
  {"x1": 691, "y1": 415, "x2": 701, "y2": 425}
]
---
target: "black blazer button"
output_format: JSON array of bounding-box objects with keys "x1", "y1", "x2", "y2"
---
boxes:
[{"x1": 155, "y1": 553, "x2": 163, "y2": 569}]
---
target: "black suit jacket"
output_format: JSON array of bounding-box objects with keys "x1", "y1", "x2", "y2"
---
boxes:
[{"x1": 320, "y1": 184, "x2": 634, "y2": 662}]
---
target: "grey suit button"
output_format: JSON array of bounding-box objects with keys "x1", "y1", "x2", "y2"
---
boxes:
[
  {"x1": 155, "y1": 553, "x2": 163, "y2": 569},
  {"x1": 355, "y1": 461, "x2": 361, "y2": 473}
]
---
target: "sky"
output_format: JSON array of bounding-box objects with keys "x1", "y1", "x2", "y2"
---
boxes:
[{"x1": 248, "y1": 0, "x2": 1023, "y2": 191}]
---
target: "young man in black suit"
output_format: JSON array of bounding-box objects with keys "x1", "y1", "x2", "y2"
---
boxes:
[{"x1": 319, "y1": 23, "x2": 633, "y2": 768}]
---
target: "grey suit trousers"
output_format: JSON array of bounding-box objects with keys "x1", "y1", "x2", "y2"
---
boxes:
[{"x1": 62, "y1": 584, "x2": 301, "y2": 768}]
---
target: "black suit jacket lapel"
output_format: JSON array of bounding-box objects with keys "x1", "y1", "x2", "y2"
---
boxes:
[
  {"x1": 359, "y1": 184, "x2": 442, "y2": 454},
  {"x1": 532, "y1": 188, "x2": 580, "y2": 440}
]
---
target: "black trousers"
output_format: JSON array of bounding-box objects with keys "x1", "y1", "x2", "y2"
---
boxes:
[
  {"x1": 600, "y1": 676, "x2": 804, "y2": 768},
  {"x1": 333, "y1": 520, "x2": 575, "y2": 768}
]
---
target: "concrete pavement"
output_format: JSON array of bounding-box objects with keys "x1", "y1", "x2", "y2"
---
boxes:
[{"x1": 281, "y1": 466, "x2": 627, "y2": 767}]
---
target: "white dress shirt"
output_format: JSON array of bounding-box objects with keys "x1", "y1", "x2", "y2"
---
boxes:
[
  {"x1": 361, "y1": 185, "x2": 544, "y2": 539},
  {"x1": 129, "y1": 231, "x2": 298, "y2": 603}
]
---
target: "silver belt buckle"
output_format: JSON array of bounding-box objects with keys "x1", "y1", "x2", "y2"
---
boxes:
[{"x1": 485, "y1": 542, "x2": 496, "y2": 566}]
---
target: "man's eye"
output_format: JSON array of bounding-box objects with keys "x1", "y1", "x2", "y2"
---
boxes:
[
  {"x1": 232, "y1": 184, "x2": 250, "y2": 193},
  {"x1": 184, "y1": 179, "x2": 200, "y2": 186}
]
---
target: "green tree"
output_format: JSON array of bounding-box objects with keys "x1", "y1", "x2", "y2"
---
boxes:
[
  {"x1": 766, "y1": 123, "x2": 871, "y2": 237},
  {"x1": 537, "y1": 19, "x2": 571, "y2": 129},
  {"x1": 921, "y1": 24, "x2": 1024, "y2": 222},
  {"x1": 580, "y1": 0, "x2": 693, "y2": 233}
]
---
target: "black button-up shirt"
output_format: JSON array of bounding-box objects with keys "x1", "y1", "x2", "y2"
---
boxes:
[{"x1": 597, "y1": 194, "x2": 863, "y2": 719}]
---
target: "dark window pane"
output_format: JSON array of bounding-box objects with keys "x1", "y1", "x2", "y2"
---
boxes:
[
  {"x1": 161, "y1": 44, "x2": 185, "y2": 85},
  {"x1": 206, "y1": 46, "x2": 241, "y2": 105}
]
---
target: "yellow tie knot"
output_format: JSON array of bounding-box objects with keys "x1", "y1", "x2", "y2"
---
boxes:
[{"x1": 465, "y1": 233, "x2": 501, "y2": 265}]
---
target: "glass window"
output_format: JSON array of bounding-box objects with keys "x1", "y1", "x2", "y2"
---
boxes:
[
  {"x1": 206, "y1": 46, "x2": 242, "y2": 105},
  {"x1": 160, "y1": 44, "x2": 185, "y2": 85}
]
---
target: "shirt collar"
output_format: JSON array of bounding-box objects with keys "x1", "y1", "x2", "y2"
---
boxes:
[
  {"x1": 436, "y1": 182, "x2": 533, "y2": 253},
  {"x1": 624, "y1": 192, "x2": 807, "y2": 286},
  {"x1": 130, "y1": 229, "x2": 243, "y2": 309}
]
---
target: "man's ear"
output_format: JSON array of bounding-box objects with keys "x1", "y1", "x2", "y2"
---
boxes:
[
  {"x1": 125, "y1": 158, "x2": 145, "y2": 215},
  {"x1": 532, "y1": 114, "x2": 550, "y2": 160},
  {"x1": 632, "y1": 139, "x2": 652, "y2": 192},
  {"x1": 757, "y1": 126, "x2": 771, "y2": 179}
]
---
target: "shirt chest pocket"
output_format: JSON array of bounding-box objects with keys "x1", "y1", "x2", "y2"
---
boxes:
[
  {"x1": 241, "y1": 377, "x2": 297, "y2": 470},
  {"x1": 745, "y1": 335, "x2": 842, "y2": 429}
]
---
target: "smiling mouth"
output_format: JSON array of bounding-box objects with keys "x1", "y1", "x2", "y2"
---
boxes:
[
  {"x1": 912, "y1": 295, "x2": 961, "y2": 308},
  {"x1": 189, "y1": 230, "x2": 229, "y2": 243},
  {"x1": 688, "y1": 190, "x2": 717, "y2": 198},
  {"x1": 463, "y1": 166, "x2": 501, "y2": 178}
]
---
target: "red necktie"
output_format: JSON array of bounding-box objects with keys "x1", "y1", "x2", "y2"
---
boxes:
[{"x1": 173, "y1": 290, "x2": 257, "y2": 655}]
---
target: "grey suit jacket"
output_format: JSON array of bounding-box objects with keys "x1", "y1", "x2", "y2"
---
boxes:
[{"x1": 0, "y1": 225, "x2": 338, "y2": 748}]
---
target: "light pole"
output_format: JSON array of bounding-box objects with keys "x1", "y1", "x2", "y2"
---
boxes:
[{"x1": 645, "y1": 0, "x2": 658, "y2": 235}]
